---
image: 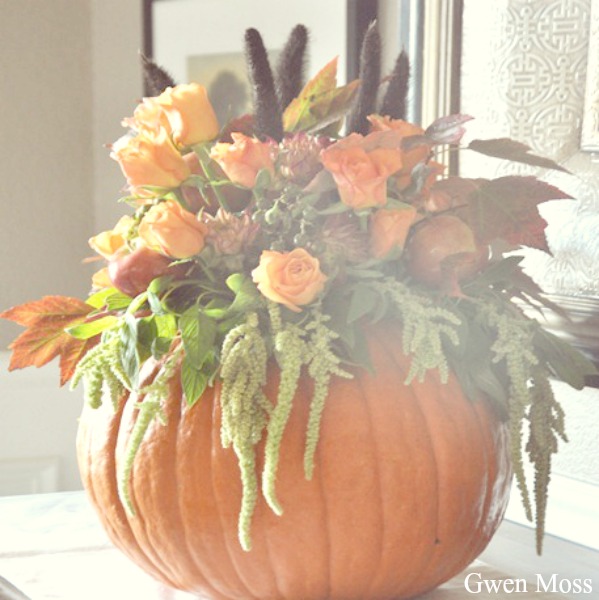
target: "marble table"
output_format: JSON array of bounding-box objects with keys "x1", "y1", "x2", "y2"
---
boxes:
[{"x1": 0, "y1": 491, "x2": 596, "y2": 599}]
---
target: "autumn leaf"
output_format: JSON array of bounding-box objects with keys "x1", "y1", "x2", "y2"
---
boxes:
[
  {"x1": 461, "y1": 176, "x2": 573, "y2": 252},
  {"x1": 283, "y1": 57, "x2": 360, "y2": 133},
  {"x1": 1, "y1": 296, "x2": 93, "y2": 327},
  {"x1": 59, "y1": 336, "x2": 100, "y2": 386},
  {"x1": 0, "y1": 296, "x2": 97, "y2": 385},
  {"x1": 468, "y1": 138, "x2": 570, "y2": 173}
]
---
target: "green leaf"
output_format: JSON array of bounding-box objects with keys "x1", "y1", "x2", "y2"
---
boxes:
[
  {"x1": 86, "y1": 287, "x2": 120, "y2": 309},
  {"x1": 534, "y1": 328, "x2": 598, "y2": 389},
  {"x1": 347, "y1": 285, "x2": 379, "y2": 324},
  {"x1": 226, "y1": 273, "x2": 246, "y2": 294},
  {"x1": 120, "y1": 314, "x2": 140, "y2": 388},
  {"x1": 66, "y1": 315, "x2": 120, "y2": 340},
  {"x1": 106, "y1": 292, "x2": 134, "y2": 311},
  {"x1": 151, "y1": 337, "x2": 172, "y2": 359},
  {"x1": 181, "y1": 357, "x2": 209, "y2": 407},
  {"x1": 180, "y1": 307, "x2": 217, "y2": 369},
  {"x1": 154, "y1": 313, "x2": 177, "y2": 339},
  {"x1": 226, "y1": 276, "x2": 262, "y2": 315}
]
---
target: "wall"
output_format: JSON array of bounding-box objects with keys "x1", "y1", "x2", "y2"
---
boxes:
[
  {"x1": 0, "y1": 0, "x2": 142, "y2": 494},
  {"x1": 0, "y1": 0, "x2": 95, "y2": 349}
]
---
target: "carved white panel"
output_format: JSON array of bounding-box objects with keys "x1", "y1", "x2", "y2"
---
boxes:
[{"x1": 460, "y1": 0, "x2": 599, "y2": 296}]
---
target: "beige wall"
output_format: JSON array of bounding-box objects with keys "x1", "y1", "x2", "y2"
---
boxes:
[
  {"x1": 0, "y1": 0, "x2": 143, "y2": 349},
  {"x1": 0, "y1": 1, "x2": 94, "y2": 347},
  {"x1": 0, "y1": 0, "x2": 142, "y2": 492}
]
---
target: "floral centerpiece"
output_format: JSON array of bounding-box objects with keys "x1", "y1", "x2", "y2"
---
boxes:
[{"x1": 2, "y1": 24, "x2": 595, "y2": 600}]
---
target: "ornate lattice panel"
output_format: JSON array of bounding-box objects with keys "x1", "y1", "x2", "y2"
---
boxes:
[{"x1": 460, "y1": 0, "x2": 599, "y2": 296}]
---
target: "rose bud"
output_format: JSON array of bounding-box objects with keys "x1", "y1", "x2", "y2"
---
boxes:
[{"x1": 108, "y1": 246, "x2": 182, "y2": 298}]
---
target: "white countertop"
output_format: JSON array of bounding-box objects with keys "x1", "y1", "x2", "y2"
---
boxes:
[{"x1": 0, "y1": 491, "x2": 596, "y2": 600}]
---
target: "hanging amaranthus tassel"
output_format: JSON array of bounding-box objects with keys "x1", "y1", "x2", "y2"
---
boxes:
[
  {"x1": 140, "y1": 53, "x2": 176, "y2": 96},
  {"x1": 275, "y1": 24, "x2": 309, "y2": 111},
  {"x1": 346, "y1": 21, "x2": 381, "y2": 135},
  {"x1": 380, "y1": 49, "x2": 410, "y2": 119},
  {"x1": 245, "y1": 28, "x2": 284, "y2": 142}
]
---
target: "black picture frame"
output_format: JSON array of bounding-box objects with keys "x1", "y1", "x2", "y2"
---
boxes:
[{"x1": 142, "y1": 0, "x2": 378, "y2": 88}]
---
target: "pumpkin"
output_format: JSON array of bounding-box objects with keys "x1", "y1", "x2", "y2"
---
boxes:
[{"x1": 76, "y1": 326, "x2": 512, "y2": 600}]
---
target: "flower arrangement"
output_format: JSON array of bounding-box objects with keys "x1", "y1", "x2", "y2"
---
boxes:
[{"x1": 2, "y1": 25, "x2": 595, "y2": 558}]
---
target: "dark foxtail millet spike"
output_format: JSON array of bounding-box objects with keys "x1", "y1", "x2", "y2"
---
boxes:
[
  {"x1": 244, "y1": 28, "x2": 284, "y2": 142},
  {"x1": 380, "y1": 49, "x2": 410, "y2": 119},
  {"x1": 275, "y1": 25, "x2": 309, "y2": 110},
  {"x1": 140, "y1": 53, "x2": 177, "y2": 96},
  {"x1": 346, "y1": 21, "x2": 381, "y2": 135}
]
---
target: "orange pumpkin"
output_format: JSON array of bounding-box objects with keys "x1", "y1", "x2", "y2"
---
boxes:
[{"x1": 76, "y1": 326, "x2": 512, "y2": 600}]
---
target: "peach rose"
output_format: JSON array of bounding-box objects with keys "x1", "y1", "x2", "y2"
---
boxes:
[
  {"x1": 111, "y1": 128, "x2": 191, "y2": 194},
  {"x1": 319, "y1": 131, "x2": 404, "y2": 209},
  {"x1": 370, "y1": 205, "x2": 418, "y2": 258},
  {"x1": 91, "y1": 267, "x2": 113, "y2": 290},
  {"x1": 138, "y1": 199, "x2": 207, "y2": 259},
  {"x1": 88, "y1": 215, "x2": 134, "y2": 260},
  {"x1": 368, "y1": 115, "x2": 431, "y2": 190},
  {"x1": 155, "y1": 83, "x2": 219, "y2": 147},
  {"x1": 121, "y1": 97, "x2": 170, "y2": 136},
  {"x1": 210, "y1": 133, "x2": 275, "y2": 188},
  {"x1": 251, "y1": 248, "x2": 327, "y2": 312}
]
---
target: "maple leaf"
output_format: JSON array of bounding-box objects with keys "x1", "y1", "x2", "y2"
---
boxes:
[
  {"x1": 59, "y1": 336, "x2": 100, "y2": 386},
  {"x1": 460, "y1": 176, "x2": 572, "y2": 252},
  {"x1": 283, "y1": 57, "x2": 360, "y2": 133},
  {"x1": 0, "y1": 296, "x2": 97, "y2": 385}
]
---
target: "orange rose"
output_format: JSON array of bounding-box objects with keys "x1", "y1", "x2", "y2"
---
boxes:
[
  {"x1": 251, "y1": 248, "x2": 327, "y2": 312},
  {"x1": 111, "y1": 128, "x2": 191, "y2": 194},
  {"x1": 370, "y1": 205, "x2": 418, "y2": 258},
  {"x1": 210, "y1": 133, "x2": 275, "y2": 188},
  {"x1": 156, "y1": 83, "x2": 219, "y2": 147},
  {"x1": 138, "y1": 199, "x2": 207, "y2": 259},
  {"x1": 319, "y1": 131, "x2": 404, "y2": 209},
  {"x1": 368, "y1": 115, "x2": 431, "y2": 190},
  {"x1": 121, "y1": 97, "x2": 170, "y2": 136},
  {"x1": 91, "y1": 267, "x2": 113, "y2": 290},
  {"x1": 88, "y1": 215, "x2": 134, "y2": 260}
]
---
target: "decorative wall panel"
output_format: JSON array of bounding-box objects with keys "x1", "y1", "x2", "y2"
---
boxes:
[{"x1": 460, "y1": 0, "x2": 599, "y2": 297}]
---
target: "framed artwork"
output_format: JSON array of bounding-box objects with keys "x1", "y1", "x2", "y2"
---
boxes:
[{"x1": 143, "y1": 0, "x2": 377, "y2": 122}]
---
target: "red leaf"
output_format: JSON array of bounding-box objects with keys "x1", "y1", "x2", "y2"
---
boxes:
[
  {"x1": 462, "y1": 176, "x2": 572, "y2": 251},
  {"x1": 1, "y1": 296, "x2": 97, "y2": 384},
  {"x1": 0, "y1": 296, "x2": 93, "y2": 327},
  {"x1": 60, "y1": 336, "x2": 100, "y2": 386},
  {"x1": 468, "y1": 138, "x2": 570, "y2": 173}
]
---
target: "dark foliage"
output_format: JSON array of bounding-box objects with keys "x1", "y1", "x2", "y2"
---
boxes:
[
  {"x1": 275, "y1": 25, "x2": 309, "y2": 111},
  {"x1": 346, "y1": 22, "x2": 381, "y2": 135},
  {"x1": 380, "y1": 50, "x2": 410, "y2": 120},
  {"x1": 140, "y1": 53, "x2": 176, "y2": 96},
  {"x1": 245, "y1": 28, "x2": 284, "y2": 142}
]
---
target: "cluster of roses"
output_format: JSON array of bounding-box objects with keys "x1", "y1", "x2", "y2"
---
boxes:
[{"x1": 89, "y1": 80, "x2": 457, "y2": 312}]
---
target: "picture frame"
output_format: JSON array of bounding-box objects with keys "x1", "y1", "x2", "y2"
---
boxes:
[
  {"x1": 142, "y1": 0, "x2": 377, "y2": 122},
  {"x1": 581, "y1": 0, "x2": 599, "y2": 152}
]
